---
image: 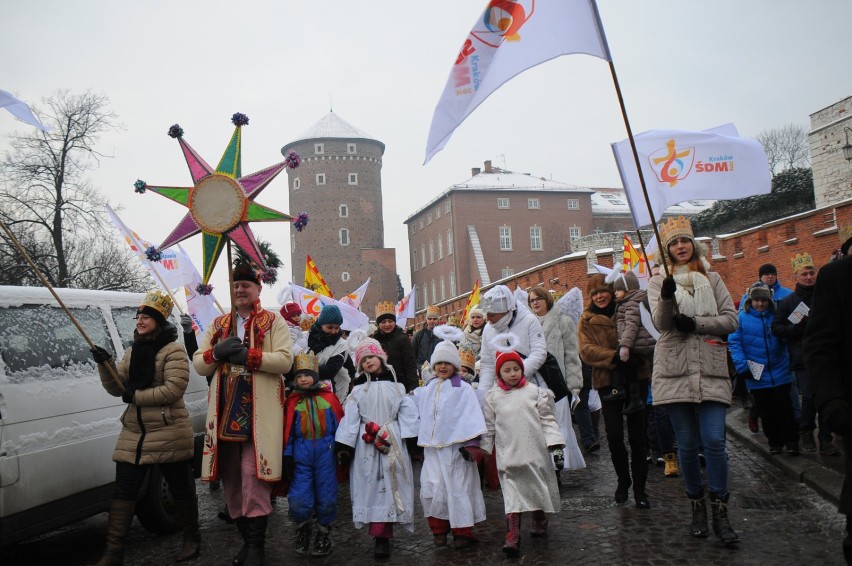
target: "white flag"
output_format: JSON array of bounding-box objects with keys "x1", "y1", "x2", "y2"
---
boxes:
[
  {"x1": 179, "y1": 244, "x2": 221, "y2": 334},
  {"x1": 289, "y1": 282, "x2": 370, "y2": 332},
  {"x1": 0, "y1": 90, "x2": 51, "y2": 132},
  {"x1": 612, "y1": 124, "x2": 772, "y2": 228},
  {"x1": 395, "y1": 286, "x2": 417, "y2": 330},
  {"x1": 424, "y1": 0, "x2": 610, "y2": 163},
  {"x1": 340, "y1": 278, "x2": 371, "y2": 309}
]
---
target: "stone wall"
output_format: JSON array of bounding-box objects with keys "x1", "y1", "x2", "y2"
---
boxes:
[{"x1": 810, "y1": 96, "x2": 852, "y2": 208}]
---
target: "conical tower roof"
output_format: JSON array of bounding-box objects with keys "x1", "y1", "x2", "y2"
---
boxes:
[{"x1": 287, "y1": 111, "x2": 384, "y2": 152}]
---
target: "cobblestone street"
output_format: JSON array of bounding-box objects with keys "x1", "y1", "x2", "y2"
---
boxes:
[{"x1": 6, "y1": 428, "x2": 847, "y2": 566}]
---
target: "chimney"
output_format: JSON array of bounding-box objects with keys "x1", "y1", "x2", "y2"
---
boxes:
[
  {"x1": 471, "y1": 167, "x2": 481, "y2": 176},
  {"x1": 484, "y1": 160, "x2": 492, "y2": 173}
]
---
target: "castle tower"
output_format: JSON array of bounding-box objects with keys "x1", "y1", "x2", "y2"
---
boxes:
[{"x1": 282, "y1": 111, "x2": 397, "y2": 314}]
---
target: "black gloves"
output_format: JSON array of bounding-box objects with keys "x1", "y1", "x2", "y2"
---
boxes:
[
  {"x1": 335, "y1": 442, "x2": 355, "y2": 464},
  {"x1": 549, "y1": 446, "x2": 565, "y2": 471},
  {"x1": 736, "y1": 371, "x2": 754, "y2": 383},
  {"x1": 822, "y1": 399, "x2": 852, "y2": 435},
  {"x1": 180, "y1": 314, "x2": 194, "y2": 334},
  {"x1": 674, "y1": 314, "x2": 697, "y2": 333},
  {"x1": 283, "y1": 455, "x2": 295, "y2": 483},
  {"x1": 213, "y1": 336, "x2": 244, "y2": 361},
  {"x1": 90, "y1": 346, "x2": 112, "y2": 364},
  {"x1": 660, "y1": 277, "x2": 677, "y2": 300},
  {"x1": 121, "y1": 388, "x2": 136, "y2": 404},
  {"x1": 458, "y1": 446, "x2": 487, "y2": 463},
  {"x1": 230, "y1": 347, "x2": 249, "y2": 366}
]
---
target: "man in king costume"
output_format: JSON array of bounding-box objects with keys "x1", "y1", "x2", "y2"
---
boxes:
[{"x1": 194, "y1": 266, "x2": 293, "y2": 565}]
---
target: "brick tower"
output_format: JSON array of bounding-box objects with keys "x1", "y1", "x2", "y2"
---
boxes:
[{"x1": 282, "y1": 111, "x2": 397, "y2": 315}]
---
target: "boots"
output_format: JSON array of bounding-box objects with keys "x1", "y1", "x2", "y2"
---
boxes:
[
  {"x1": 621, "y1": 383, "x2": 645, "y2": 415},
  {"x1": 600, "y1": 386, "x2": 626, "y2": 402},
  {"x1": 294, "y1": 521, "x2": 311, "y2": 555},
  {"x1": 174, "y1": 496, "x2": 201, "y2": 562},
  {"x1": 687, "y1": 491, "x2": 709, "y2": 538},
  {"x1": 373, "y1": 537, "x2": 391, "y2": 559},
  {"x1": 94, "y1": 499, "x2": 136, "y2": 566},
  {"x1": 663, "y1": 452, "x2": 679, "y2": 477},
  {"x1": 614, "y1": 478, "x2": 631, "y2": 504},
  {"x1": 232, "y1": 518, "x2": 250, "y2": 566},
  {"x1": 242, "y1": 515, "x2": 268, "y2": 566},
  {"x1": 530, "y1": 510, "x2": 548, "y2": 537},
  {"x1": 312, "y1": 523, "x2": 331, "y2": 557},
  {"x1": 502, "y1": 513, "x2": 521, "y2": 556},
  {"x1": 709, "y1": 493, "x2": 739, "y2": 545}
]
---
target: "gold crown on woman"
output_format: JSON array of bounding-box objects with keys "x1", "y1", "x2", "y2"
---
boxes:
[
  {"x1": 141, "y1": 290, "x2": 173, "y2": 319},
  {"x1": 375, "y1": 301, "x2": 396, "y2": 318},
  {"x1": 839, "y1": 224, "x2": 852, "y2": 246},
  {"x1": 658, "y1": 215, "x2": 694, "y2": 249},
  {"x1": 790, "y1": 252, "x2": 814, "y2": 274},
  {"x1": 294, "y1": 351, "x2": 319, "y2": 374}
]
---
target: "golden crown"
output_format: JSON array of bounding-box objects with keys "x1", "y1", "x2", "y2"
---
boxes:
[
  {"x1": 658, "y1": 215, "x2": 694, "y2": 250},
  {"x1": 375, "y1": 301, "x2": 396, "y2": 318},
  {"x1": 839, "y1": 224, "x2": 852, "y2": 246},
  {"x1": 140, "y1": 290, "x2": 174, "y2": 319},
  {"x1": 459, "y1": 347, "x2": 476, "y2": 370},
  {"x1": 790, "y1": 252, "x2": 814, "y2": 274},
  {"x1": 299, "y1": 314, "x2": 315, "y2": 331},
  {"x1": 294, "y1": 351, "x2": 319, "y2": 374},
  {"x1": 426, "y1": 305, "x2": 440, "y2": 318},
  {"x1": 447, "y1": 315, "x2": 461, "y2": 327}
]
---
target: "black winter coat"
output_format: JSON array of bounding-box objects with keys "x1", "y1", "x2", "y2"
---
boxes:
[
  {"x1": 772, "y1": 284, "x2": 814, "y2": 370},
  {"x1": 373, "y1": 326, "x2": 418, "y2": 393},
  {"x1": 412, "y1": 327, "x2": 441, "y2": 372}
]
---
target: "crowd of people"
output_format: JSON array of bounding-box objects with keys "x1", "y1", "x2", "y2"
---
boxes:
[{"x1": 85, "y1": 219, "x2": 852, "y2": 564}]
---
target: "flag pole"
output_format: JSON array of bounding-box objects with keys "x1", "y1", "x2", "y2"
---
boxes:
[
  {"x1": 606, "y1": 60, "x2": 670, "y2": 278},
  {"x1": 0, "y1": 220, "x2": 125, "y2": 390},
  {"x1": 226, "y1": 240, "x2": 237, "y2": 338}
]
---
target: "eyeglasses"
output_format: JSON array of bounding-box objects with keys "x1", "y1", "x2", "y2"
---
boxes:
[{"x1": 529, "y1": 297, "x2": 545, "y2": 303}]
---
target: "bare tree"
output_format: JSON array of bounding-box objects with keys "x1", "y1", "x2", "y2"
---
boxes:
[
  {"x1": 0, "y1": 90, "x2": 150, "y2": 291},
  {"x1": 756, "y1": 123, "x2": 811, "y2": 175}
]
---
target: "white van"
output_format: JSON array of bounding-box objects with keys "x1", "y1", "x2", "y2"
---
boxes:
[{"x1": 0, "y1": 285, "x2": 209, "y2": 546}]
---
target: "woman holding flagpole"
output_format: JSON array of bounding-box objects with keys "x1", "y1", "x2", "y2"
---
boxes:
[{"x1": 647, "y1": 216, "x2": 740, "y2": 545}]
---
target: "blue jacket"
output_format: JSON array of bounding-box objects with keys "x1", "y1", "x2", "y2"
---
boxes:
[{"x1": 728, "y1": 306, "x2": 793, "y2": 390}]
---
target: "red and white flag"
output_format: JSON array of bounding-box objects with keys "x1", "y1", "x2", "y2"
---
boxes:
[
  {"x1": 612, "y1": 124, "x2": 772, "y2": 228},
  {"x1": 340, "y1": 278, "x2": 371, "y2": 309},
  {"x1": 424, "y1": 0, "x2": 611, "y2": 163},
  {"x1": 395, "y1": 286, "x2": 417, "y2": 330}
]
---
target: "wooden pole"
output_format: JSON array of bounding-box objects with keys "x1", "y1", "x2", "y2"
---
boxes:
[
  {"x1": 0, "y1": 220, "x2": 125, "y2": 390},
  {"x1": 607, "y1": 60, "x2": 670, "y2": 277}
]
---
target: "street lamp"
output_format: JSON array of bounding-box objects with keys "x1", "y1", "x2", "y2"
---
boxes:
[{"x1": 843, "y1": 126, "x2": 852, "y2": 161}]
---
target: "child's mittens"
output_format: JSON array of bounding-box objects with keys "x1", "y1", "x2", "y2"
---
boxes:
[
  {"x1": 459, "y1": 446, "x2": 487, "y2": 464},
  {"x1": 549, "y1": 446, "x2": 565, "y2": 471},
  {"x1": 283, "y1": 455, "x2": 295, "y2": 482},
  {"x1": 334, "y1": 442, "x2": 355, "y2": 464},
  {"x1": 362, "y1": 421, "x2": 381, "y2": 444},
  {"x1": 619, "y1": 346, "x2": 630, "y2": 362}
]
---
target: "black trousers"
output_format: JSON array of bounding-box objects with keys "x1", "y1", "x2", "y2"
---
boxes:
[
  {"x1": 113, "y1": 459, "x2": 196, "y2": 502},
  {"x1": 750, "y1": 383, "x2": 798, "y2": 448},
  {"x1": 601, "y1": 380, "x2": 649, "y2": 495}
]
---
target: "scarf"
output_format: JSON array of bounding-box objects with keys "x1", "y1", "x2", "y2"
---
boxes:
[
  {"x1": 308, "y1": 324, "x2": 342, "y2": 353},
  {"x1": 128, "y1": 323, "x2": 178, "y2": 391},
  {"x1": 794, "y1": 282, "x2": 814, "y2": 302},
  {"x1": 490, "y1": 310, "x2": 515, "y2": 334},
  {"x1": 672, "y1": 265, "x2": 718, "y2": 318},
  {"x1": 497, "y1": 376, "x2": 527, "y2": 390},
  {"x1": 589, "y1": 301, "x2": 615, "y2": 317}
]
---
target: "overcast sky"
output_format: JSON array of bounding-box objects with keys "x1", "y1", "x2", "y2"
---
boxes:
[{"x1": 3, "y1": 1, "x2": 850, "y2": 304}]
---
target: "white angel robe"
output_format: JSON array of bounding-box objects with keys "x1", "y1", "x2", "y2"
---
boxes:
[
  {"x1": 412, "y1": 375, "x2": 487, "y2": 527},
  {"x1": 482, "y1": 383, "x2": 564, "y2": 514},
  {"x1": 336, "y1": 377, "x2": 419, "y2": 531}
]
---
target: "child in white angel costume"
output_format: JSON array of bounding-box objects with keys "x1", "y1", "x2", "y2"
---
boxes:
[
  {"x1": 412, "y1": 327, "x2": 488, "y2": 549},
  {"x1": 334, "y1": 334, "x2": 419, "y2": 559}
]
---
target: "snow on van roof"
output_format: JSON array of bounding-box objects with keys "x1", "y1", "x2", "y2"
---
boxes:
[{"x1": 0, "y1": 285, "x2": 145, "y2": 308}]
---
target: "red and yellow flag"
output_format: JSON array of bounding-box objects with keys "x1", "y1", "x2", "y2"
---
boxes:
[
  {"x1": 305, "y1": 255, "x2": 333, "y2": 298},
  {"x1": 623, "y1": 235, "x2": 650, "y2": 277},
  {"x1": 461, "y1": 279, "x2": 481, "y2": 323}
]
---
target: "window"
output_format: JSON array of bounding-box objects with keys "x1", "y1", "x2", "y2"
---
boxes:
[
  {"x1": 449, "y1": 272, "x2": 456, "y2": 296},
  {"x1": 431, "y1": 280, "x2": 437, "y2": 304},
  {"x1": 339, "y1": 204, "x2": 348, "y2": 218},
  {"x1": 567, "y1": 199, "x2": 579, "y2": 209},
  {"x1": 293, "y1": 177, "x2": 300, "y2": 190},
  {"x1": 499, "y1": 226, "x2": 512, "y2": 250},
  {"x1": 339, "y1": 229, "x2": 350, "y2": 246},
  {"x1": 423, "y1": 287, "x2": 429, "y2": 309},
  {"x1": 412, "y1": 250, "x2": 418, "y2": 272},
  {"x1": 497, "y1": 198, "x2": 510, "y2": 209},
  {"x1": 348, "y1": 173, "x2": 358, "y2": 185},
  {"x1": 528, "y1": 198, "x2": 540, "y2": 209},
  {"x1": 435, "y1": 207, "x2": 441, "y2": 219},
  {"x1": 316, "y1": 173, "x2": 326, "y2": 185},
  {"x1": 438, "y1": 235, "x2": 443, "y2": 259},
  {"x1": 445, "y1": 200, "x2": 451, "y2": 213},
  {"x1": 530, "y1": 226, "x2": 542, "y2": 251},
  {"x1": 420, "y1": 244, "x2": 426, "y2": 267},
  {"x1": 600, "y1": 194, "x2": 626, "y2": 205},
  {"x1": 341, "y1": 272, "x2": 350, "y2": 282},
  {"x1": 347, "y1": 143, "x2": 357, "y2": 154},
  {"x1": 594, "y1": 228, "x2": 604, "y2": 235},
  {"x1": 447, "y1": 230, "x2": 453, "y2": 255},
  {"x1": 314, "y1": 143, "x2": 324, "y2": 155},
  {"x1": 429, "y1": 240, "x2": 435, "y2": 264},
  {"x1": 440, "y1": 276, "x2": 446, "y2": 301},
  {"x1": 419, "y1": 219, "x2": 424, "y2": 230},
  {"x1": 569, "y1": 226, "x2": 581, "y2": 241},
  {"x1": 501, "y1": 267, "x2": 515, "y2": 278},
  {"x1": 427, "y1": 213, "x2": 433, "y2": 225}
]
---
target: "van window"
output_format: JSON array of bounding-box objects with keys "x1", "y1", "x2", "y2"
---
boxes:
[
  {"x1": 0, "y1": 305, "x2": 112, "y2": 381},
  {"x1": 112, "y1": 306, "x2": 139, "y2": 349}
]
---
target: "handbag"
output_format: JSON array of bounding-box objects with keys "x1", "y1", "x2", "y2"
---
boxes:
[{"x1": 536, "y1": 352, "x2": 571, "y2": 402}]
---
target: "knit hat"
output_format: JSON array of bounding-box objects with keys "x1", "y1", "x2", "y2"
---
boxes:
[
  {"x1": 496, "y1": 350, "x2": 525, "y2": 377},
  {"x1": 375, "y1": 301, "x2": 396, "y2": 325},
  {"x1": 610, "y1": 270, "x2": 640, "y2": 293},
  {"x1": 280, "y1": 301, "x2": 301, "y2": 320},
  {"x1": 758, "y1": 263, "x2": 777, "y2": 277},
  {"x1": 467, "y1": 306, "x2": 484, "y2": 320},
  {"x1": 658, "y1": 215, "x2": 697, "y2": 252},
  {"x1": 430, "y1": 340, "x2": 461, "y2": 369},
  {"x1": 586, "y1": 273, "x2": 613, "y2": 297},
  {"x1": 293, "y1": 351, "x2": 319, "y2": 383},
  {"x1": 137, "y1": 290, "x2": 173, "y2": 326},
  {"x1": 317, "y1": 304, "x2": 343, "y2": 326},
  {"x1": 233, "y1": 265, "x2": 261, "y2": 285},
  {"x1": 481, "y1": 285, "x2": 516, "y2": 314},
  {"x1": 354, "y1": 337, "x2": 388, "y2": 370}
]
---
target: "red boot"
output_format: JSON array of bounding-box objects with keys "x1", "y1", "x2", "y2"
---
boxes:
[
  {"x1": 530, "y1": 510, "x2": 548, "y2": 537},
  {"x1": 502, "y1": 513, "x2": 521, "y2": 556}
]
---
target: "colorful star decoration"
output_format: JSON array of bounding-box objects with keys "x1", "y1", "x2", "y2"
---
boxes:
[{"x1": 138, "y1": 113, "x2": 301, "y2": 284}]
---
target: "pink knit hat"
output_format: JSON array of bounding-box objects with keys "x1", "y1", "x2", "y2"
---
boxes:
[{"x1": 354, "y1": 337, "x2": 388, "y2": 370}]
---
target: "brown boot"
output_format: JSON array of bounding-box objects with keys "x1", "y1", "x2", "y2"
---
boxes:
[
  {"x1": 174, "y1": 496, "x2": 201, "y2": 562},
  {"x1": 502, "y1": 513, "x2": 521, "y2": 556},
  {"x1": 663, "y1": 452, "x2": 679, "y2": 477},
  {"x1": 94, "y1": 499, "x2": 136, "y2": 566},
  {"x1": 530, "y1": 510, "x2": 548, "y2": 537}
]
